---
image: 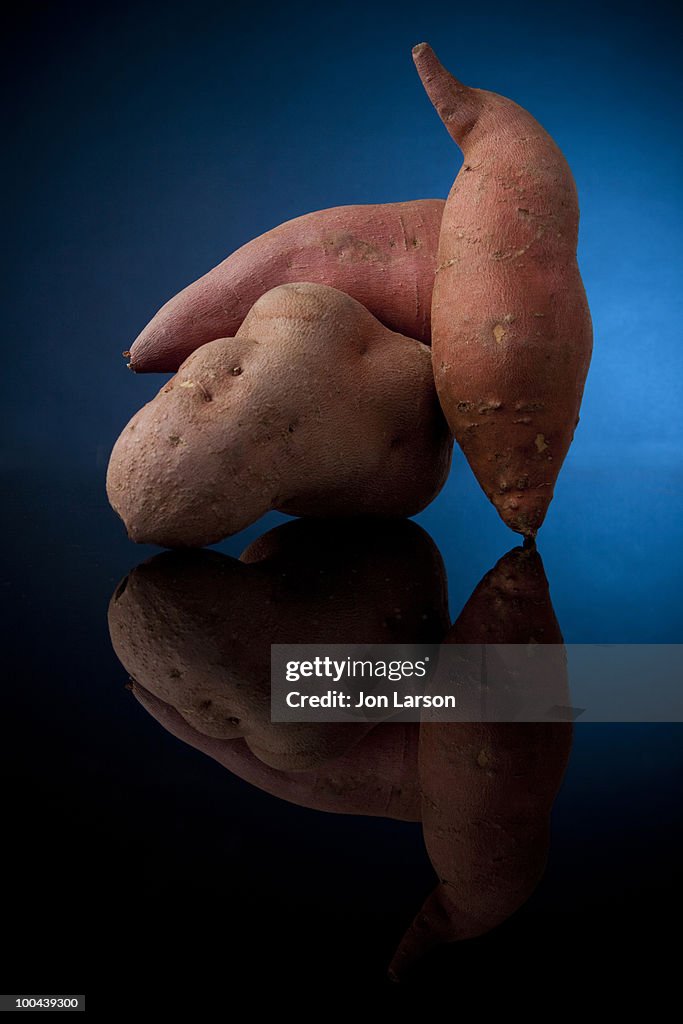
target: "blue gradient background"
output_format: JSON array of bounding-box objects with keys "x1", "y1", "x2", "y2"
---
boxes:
[
  {"x1": 5, "y1": 0, "x2": 683, "y2": 632},
  {"x1": 3, "y1": 0, "x2": 683, "y2": 997}
]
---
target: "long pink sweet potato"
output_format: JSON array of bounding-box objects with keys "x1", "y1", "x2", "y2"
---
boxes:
[
  {"x1": 413, "y1": 44, "x2": 592, "y2": 536},
  {"x1": 128, "y1": 199, "x2": 444, "y2": 372}
]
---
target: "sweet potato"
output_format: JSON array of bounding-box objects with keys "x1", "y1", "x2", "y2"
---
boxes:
[
  {"x1": 128, "y1": 200, "x2": 444, "y2": 372},
  {"x1": 132, "y1": 686, "x2": 421, "y2": 821},
  {"x1": 107, "y1": 283, "x2": 452, "y2": 548},
  {"x1": 390, "y1": 544, "x2": 572, "y2": 978},
  {"x1": 108, "y1": 517, "x2": 449, "y2": 772},
  {"x1": 413, "y1": 44, "x2": 592, "y2": 536}
]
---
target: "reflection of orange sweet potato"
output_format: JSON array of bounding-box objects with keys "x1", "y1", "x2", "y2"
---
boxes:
[
  {"x1": 390, "y1": 545, "x2": 572, "y2": 978},
  {"x1": 133, "y1": 686, "x2": 420, "y2": 821},
  {"x1": 108, "y1": 518, "x2": 449, "y2": 773},
  {"x1": 128, "y1": 200, "x2": 444, "y2": 372},
  {"x1": 413, "y1": 44, "x2": 592, "y2": 536}
]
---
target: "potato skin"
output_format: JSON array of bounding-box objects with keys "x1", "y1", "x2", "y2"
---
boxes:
[
  {"x1": 107, "y1": 283, "x2": 452, "y2": 548},
  {"x1": 108, "y1": 517, "x2": 449, "y2": 774},
  {"x1": 133, "y1": 687, "x2": 421, "y2": 821},
  {"x1": 129, "y1": 199, "x2": 444, "y2": 372},
  {"x1": 390, "y1": 544, "x2": 572, "y2": 977},
  {"x1": 413, "y1": 44, "x2": 592, "y2": 536}
]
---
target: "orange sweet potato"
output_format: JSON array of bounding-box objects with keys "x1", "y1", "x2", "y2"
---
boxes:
[
  {"x1": 128, "y1": 200, "x2": 444, "y2": 373},
  {"x1": 390, "y1": 544, "x2": 572, "y2": 978},
  {"x1": 413, "y1": 44, "x2": 592, "y2": 536}
]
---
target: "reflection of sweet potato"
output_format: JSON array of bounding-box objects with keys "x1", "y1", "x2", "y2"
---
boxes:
[
  {"x1": 128, "y1": 200, "x2": 444, "y2": 372},
  {"x1": 390, "y1": 545, "x2": 572, "y2": 978},
  {"x1": 108, "y1": 518, "x2": 449, "y2": 772},
  {"x1": 133, "y1": 686, "x2": 420, "y2": 821}
]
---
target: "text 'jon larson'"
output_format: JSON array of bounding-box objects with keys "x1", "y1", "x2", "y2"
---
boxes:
[{"x1": 285, "y1": 691, "x2": 456, "y2": 709}]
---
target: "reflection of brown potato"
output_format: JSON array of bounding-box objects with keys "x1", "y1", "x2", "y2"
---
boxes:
[
  {"x1": 133, "y1": 686, "x2": 421, "y2": 821},
  {"x1": 108, "y1": 518, "x2": 449, "y2": 772},
  {"x1": 390, "y1": 544, "x2": 572, "y2": 978}
]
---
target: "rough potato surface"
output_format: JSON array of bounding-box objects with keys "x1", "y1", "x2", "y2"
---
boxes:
[
  {"x1": 108, "y1": 518, "x2": 449, "y2": 774},
  {"x1": 390, "y1": 544, "x2": 572, "y2": 977},
  {"x1": 413, "y1": 44, "x2": 592, "y2": 535},
  {"x1": 129, "y1": 200, "x2": 444, "y2": 372},
  {"x1": 107, "y1": 283, "x2": 452, "y2": 547}
]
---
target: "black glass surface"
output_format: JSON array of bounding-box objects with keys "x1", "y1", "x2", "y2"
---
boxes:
[{"x1": 4, "y1": 453, "x2": 683, "y2": 1003}]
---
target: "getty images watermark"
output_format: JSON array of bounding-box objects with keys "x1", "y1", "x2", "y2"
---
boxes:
[
  {"x1": 271, "y1": 644, "x2": 683, "y2": 723},
  {"x1": 283, "y1": 654, "x2": 443, "y2": 710}
]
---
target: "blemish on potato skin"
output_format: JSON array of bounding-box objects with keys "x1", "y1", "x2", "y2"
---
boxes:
[
  {"x1": 493, "y1": 324, "x2": 506, "y2": 344},
  {"x1": 498, "y1": 475, "x2": 531, "y2": 494},
  {"x1": 477, "y1": 399, "x2": 503, "y2": 414},
  {"x1": 515, "y1": 400, "x2": 545, "y2": 412},
  {"x1": 476, "y1": 749, "x2": 491, "y2": 768},
  {"x1": 320, "y1": 233, "x2": 385, "y2": 263},
  {"x1": 535, "y1": 433, "x2": 549, "y2": 452},
  {"x1": 176, "y1": 378, "x2": 212, "y2": 401}
]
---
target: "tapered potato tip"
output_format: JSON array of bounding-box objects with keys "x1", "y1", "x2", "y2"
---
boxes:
[
  {"x1": 412, "y1": 42, "x2": 465, "y2": 88},
  {"x1": 388, "y1": 889, "x2": 454, "y2": 980},
  {"x1": 411, "y1": 42, "x2": 438, "y2": 67},
  {"x1": 412, "y1": 42, "x2": 443, "y2": 82},
  {"x1": 121, "y1": 349, "x2": 138, "y2": 371},
  {"x1": 411, "y1": 43, "x2": 477, "y2": 146}
]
